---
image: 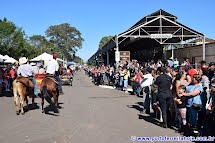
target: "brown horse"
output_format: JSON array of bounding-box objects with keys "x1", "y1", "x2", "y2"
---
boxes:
[
  {"x1": 13, "y1": 77, "x2": 35, "y2": 115},
  {"x1": 40, "y1": 76, "x2": 59, "y2": 113}
]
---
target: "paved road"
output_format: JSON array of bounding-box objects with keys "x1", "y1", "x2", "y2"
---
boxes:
[{"x1": 0, "y1": 71, "x2": 187, "y2": 143}]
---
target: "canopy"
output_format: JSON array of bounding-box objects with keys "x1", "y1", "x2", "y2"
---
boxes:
[
  {"x1": 0, "y1": 58, "x2": 4, "y2": 63},
  {"x1": 0, "y1": 55, "x2": 17, "y2": 63},
  {"x1": 30, "y1": 52, "x2": 67, "y2": 66},
  {"x1": 4, "y1": 57, "x2": 17, "y2": 63},
  {"x1": 30, "y1": 52, "x2": 53, "y2": 64},
  {"x1": 0, "y1": 54, "x2": 7, "y2": 60}
]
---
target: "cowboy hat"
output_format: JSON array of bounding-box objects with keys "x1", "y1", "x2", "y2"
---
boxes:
[
  {"x1": 30, "y1": 62, "x2": 36, "y2": 66},
  {"x1": 19, "y1": 57, "x2": 28, "y2": 65}
]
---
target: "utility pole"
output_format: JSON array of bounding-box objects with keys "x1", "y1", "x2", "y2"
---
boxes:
[{"x1": 115, "y1": 35, "x2": 120, "y2": 69}]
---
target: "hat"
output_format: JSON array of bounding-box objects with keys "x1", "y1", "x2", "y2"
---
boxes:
[
  {"x1": 53, "y1": 53, "x2": 58, "y2": 59},
  {"x1": 199, "y1": 60, "x2": 206, "y2": 64},
  {"x1": 30, "y1": 62, "x2": 36, "y2": 66},
  {"x1": 19, "y1": 57, "x2": 28, "y2": 65}
]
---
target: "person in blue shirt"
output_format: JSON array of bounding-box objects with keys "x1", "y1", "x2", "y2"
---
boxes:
[{"x1": 183, "y1": 74, "x2": 203, "y2": 135}]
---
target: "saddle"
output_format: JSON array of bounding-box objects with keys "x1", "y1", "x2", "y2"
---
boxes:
[{"x1": 16, "y1": 76, "x2": 34, "y2": 88}]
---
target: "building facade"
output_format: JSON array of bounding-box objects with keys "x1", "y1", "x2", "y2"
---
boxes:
[{"x1": 167, "y1": 42, "x2": 215, "y2": 64}]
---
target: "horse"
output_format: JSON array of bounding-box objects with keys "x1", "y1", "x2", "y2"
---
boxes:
[
  {"x1": 12, "y1": 77, "x2": 35, "y2": 115},
  {"x1": 40, "y1": 76, "x2": 59, "y2": 113}
]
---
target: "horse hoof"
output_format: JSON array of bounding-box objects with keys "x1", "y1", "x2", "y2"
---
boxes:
[
  {"x1": 16, "y1": 112, "x2": 20, "y2": 115},
  {"x1": 42, "y1": 110, "x2": 44, "y2": 113},
  {"x1": 21, "y1": 112, "x2": 25, "y2": 115}
]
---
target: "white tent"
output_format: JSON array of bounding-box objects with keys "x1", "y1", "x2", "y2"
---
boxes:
[
  {"x1": 4, "y1": 57, "x2": 17, "y2": 63},
  {"x1": 30, "y1": 52, "x2": 67, "y2": 65},
  {"x1": 30, "y1": 52, "x2": 53, "y2": 64},
  {"x1": 0, "y1": 55, "x2": 17, "y2": 63},
  {"x1": 0, "y1": 58, "x2": 3, "y2": 63},
  {"x1": 0, "y1": 54, "x2": 7, "y2": 60}
]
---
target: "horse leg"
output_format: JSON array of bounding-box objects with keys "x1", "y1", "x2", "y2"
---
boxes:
[
  {"x1": 53, "y1": 95, "x2": 59, "y2": 113},
  {"x1": 25, "y1": 96, "x2": 29, "y2": 111},
  {"x1": 20, "y1": 95, "x2": 25, "y2": 115},
  {"x1": 41, "y1": 94, "x2": 45, "y2": 113},
  {"x1": 32, "y1": 96, "x2": 35, "y2": 108},
  {"x1": 56, "y1": 88, "x2": 59, "y2": 107},
  {"x1": 13, "y1": 93, "x2": 20, "y2": 115},
  {"x1": 54, "y1": 97, "x2": 57, "y2": 108}
]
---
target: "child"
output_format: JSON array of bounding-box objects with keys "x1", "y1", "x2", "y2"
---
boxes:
[{"x1": 174, "y1": 85, "x2": 187, "y2": 132}]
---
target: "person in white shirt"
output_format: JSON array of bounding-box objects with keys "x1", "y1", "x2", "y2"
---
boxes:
[
  {"x1": 30, "y1": 62, "x2": 39, "y2": 74},
  {"x1": 45, "y1": 54, "x2": 63, "y2": 94},
  {"x1": 140, "y1": 67, "x2": 154, "y2": 114}
]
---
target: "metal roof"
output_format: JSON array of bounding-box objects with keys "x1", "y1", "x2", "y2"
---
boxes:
[{"x1": 88, "y1": 9, "x2": 204, "y2": 61}]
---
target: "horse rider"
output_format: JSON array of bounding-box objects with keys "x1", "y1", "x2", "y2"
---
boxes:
[
  {"x1": 17, "y1": 57, "x2": 40, "y2": 97},
  {"x1": 45, "y1": 53, "x2": 64, "y2": 95}
]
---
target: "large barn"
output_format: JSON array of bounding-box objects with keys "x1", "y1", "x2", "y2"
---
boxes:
[{"x1": 88, "y1": 9, "x2": 208, "y2": 66}]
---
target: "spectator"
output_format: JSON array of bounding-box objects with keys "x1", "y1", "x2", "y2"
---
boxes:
[
  {"x1": 174, "y1": 85, "x2": 187, "y2": 132},
  {"x1": 200, "y1": 60, "x2": 208, "y2": 69},
  {"x1": 173, "y1": 58, "x2": 179, "y2": 68},
  {"x1": 167, "y1": 57, "x2": 174, "y2": 68},
  {"x1": 141, "y1": 67, "x2": 154, "y2": 114},
  {"x1": 0, "y1": 67, "x2": 3, "y2": 95},
  {"x1": 123, "y1": 69, "x2": 129, "y2": 93},
  {"x1": 183, "y1": 74, "x2": 203, "y2": 135},
  {"x1": 202, "y1": 78, "x2": 215, "y2": 136},
  {"x1": 31, "y1": 63, "x2": 39, "y2": 74},
  {"x1": 4, "y1": 67, "x2": 11, "y2": 91},
  {"x1": 39, "y1": 65, "x2": 46, "y2": 74},
  {"x1": 154, "y1": 67, "x2": 172, "y2": 128},
  {"x1": 199, "y1": 68, "x2": 210, "y2": 100},
  {"x1": 208, "y1": 62, "x2": 215, "y2": 82},
  {"x1": 9, "y1": 66, "x2": 16, "y2": 87},
  {"x1": 188, "y1": 65, "x2": 198, "y2": 78}
]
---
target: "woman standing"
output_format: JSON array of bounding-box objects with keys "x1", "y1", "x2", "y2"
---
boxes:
[
  {"x1": 183, "y1": 74, "x2": 203, "y2": 135},
  {"x1": 154, "y1": 67, "x2": 172, "y2": 128}
]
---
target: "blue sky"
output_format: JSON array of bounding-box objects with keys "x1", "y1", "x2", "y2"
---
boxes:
[{"x1": 0, "y1": 0, "x2": 215, "y2": 61}]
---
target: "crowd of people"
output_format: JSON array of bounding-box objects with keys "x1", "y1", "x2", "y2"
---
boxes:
[
  {"x1": 85, "y1": 58, "x2": 215, "y2": 136},
  {"x1": 0, "y1": 65, "x2": 16, "y2": 93},
  {"x1": 0, "y1": 53, "x2": 77, "y2": 96}
]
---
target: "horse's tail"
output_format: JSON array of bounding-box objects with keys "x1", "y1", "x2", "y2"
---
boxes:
[{"x1": 42, "y1": 86, "x2": 55, "y2": 106}]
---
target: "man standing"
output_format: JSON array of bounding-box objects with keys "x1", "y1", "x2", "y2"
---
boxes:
[
  {"x1": 45, "y1": 53, "x2": 64, "y2": 95},
  {"x1": 140, "y1": 67, "x2": 154, "y2": 114}
]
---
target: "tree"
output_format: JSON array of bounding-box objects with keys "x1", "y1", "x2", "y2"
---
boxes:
[
  {"x1": 45, "y1": 23, "x2": 84, "y2": 60},
  {"x1": 0, "y1": 17, "x2": 26, "y2": 58},
  {"x1": 29, "y1": 35, "x2": 47, "y2": 53},
  {"x1": 73, "y1": 55, "x2": 84, "y2": 65},
  {"x1": 98, "y1": 36, "x2": 113, "y2": 50}
]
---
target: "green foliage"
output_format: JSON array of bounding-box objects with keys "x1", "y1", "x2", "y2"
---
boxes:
[
  {"x1": 98, "y1": 36, "x2": 113, "y2": 50},
  {"x1": 45, "y1": 23, "x2": 84, "y2": 60},
  {"x1": 0, "y1": 18, "x2": 25, "y2": 58},
  {"x1": 0, "y1": 18, "x2": 84, "y2": 62},
  {"x1": 87, "y1": 60, "x2": 95, "y2": 65},
  {"x1": 73, "y1": 55, "x2": 84, "y2": 65}
]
